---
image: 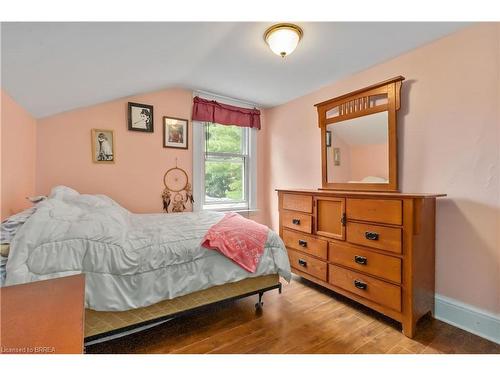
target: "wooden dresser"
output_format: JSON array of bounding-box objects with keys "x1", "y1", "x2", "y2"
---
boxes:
[{"x1": 277, "y1": 189, "x2": 445, "y2": 338}]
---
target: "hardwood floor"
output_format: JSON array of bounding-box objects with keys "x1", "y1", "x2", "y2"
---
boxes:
[{"x1": 86, "y1": 275, "x2": 500, "y2": 354}]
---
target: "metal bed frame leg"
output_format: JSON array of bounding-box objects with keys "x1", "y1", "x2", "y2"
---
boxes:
[
  {"x1": 255, "y1": 291, "x2": 264, "y2": 310},
  {"x1": 255, "y1": 282, "x2": 282, "y2": 311},
  {"x1": 85, "y1": 282, "x2": 283, "y2": 346}
]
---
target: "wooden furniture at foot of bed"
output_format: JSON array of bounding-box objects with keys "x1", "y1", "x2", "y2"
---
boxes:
[
  {"x1": 0, "y1": 274, "x2": 85, "y2": 354},
  {"x1": 84, "y1": 274, "x2": 281, "y2": 346},
  {"x1": 277, "y1": 189, "x2": 445, "y2": 338}
]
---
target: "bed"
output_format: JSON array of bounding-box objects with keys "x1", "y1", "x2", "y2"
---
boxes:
[{"x1": 4, "y1": 186, "x2": 291, "y2": 344}]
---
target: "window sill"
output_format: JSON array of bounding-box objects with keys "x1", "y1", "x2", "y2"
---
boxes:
[{"x1": 201, "y1": 207, "x2": 259, "y2": 215}]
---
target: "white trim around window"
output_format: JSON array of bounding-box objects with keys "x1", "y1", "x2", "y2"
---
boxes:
[{"x1": 192, "y1": 121, "x2": 257, "y2": 212}]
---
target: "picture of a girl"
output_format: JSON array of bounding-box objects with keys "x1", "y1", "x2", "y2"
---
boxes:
[
  {"x1": 97, "y1": 133, "x2": 113, "y2": 161},
  {"x1": 132, "y1": 108, "x2": 151, "y2": 129},
  {"x1": 128, "y1": 102, "x2": 154, "y2": 132},
  {"x1": 91, "y1": 129, "x2": 115, "y2": 163}
]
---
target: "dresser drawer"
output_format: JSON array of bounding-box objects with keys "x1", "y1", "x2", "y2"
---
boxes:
[
  {"x1": 347, "y1": 222, "x2": 402, "y2": 254},
  {"x1": 346, "y1": 198, "x2": 402, "y2": 225},
  {"x1": 288, "y1": 249, "x2": 327, "y2": 281},
  {"x1": 329, "y1": 265, "x2": 401, "y2": 312},
  {"x1": 282, "y1": 193, "x2": 313, "y2": 213},
  {"x1": 329, "y1": 242, "x2": 401, "y2": 283},
  {"x1": 283, "y1": 229, "x2": 327, "y2": 260},
  {"x1": 282, "y1": 210, "x2": 312, "y2": 233}
]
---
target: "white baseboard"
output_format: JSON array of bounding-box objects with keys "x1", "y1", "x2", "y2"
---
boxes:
[{"x1": 434, "y1": 294, "x2": 500, "y2": 345}]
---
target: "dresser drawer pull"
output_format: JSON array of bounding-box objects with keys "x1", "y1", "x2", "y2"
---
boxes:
[
  {"x1": 292, "y1": 219, "x2": 301, "y2": 225},
  {"x1": 354, "y1": 255, "x2": 367, "y2": 265},
  {"x1": 298, "y1": 239, "x2": 308, "y2": 247},
  {"x1": 298, "y1": 259, "x2": 307, "y2": 268},
  {"x1": 365, "y1": 231, "x2": 379, "y2": 241},
  {"x1": 354, "y1": 280, "x2": 367, "y2": 290},
  {"x1": 341, "y1": 213, "x2": 346, "y2": 226}
]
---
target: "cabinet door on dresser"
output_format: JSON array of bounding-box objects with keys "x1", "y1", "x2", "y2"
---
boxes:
[{"x1": 314, "y1": 196, "x2": 345, "y2": 240}]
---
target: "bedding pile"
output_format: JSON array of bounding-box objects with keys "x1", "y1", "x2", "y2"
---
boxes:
[
  {"x1": 1, "y1": 205, "x2": 41, "y2": 286},
  {"x1": 5, "y1": 186, "x2": 291, "y2": 311},
  {"x1": 1, "y1": 206, "x2": 38, "y2": 245},
  {"x1": 0, "y1": 255, "x2": 7, "y2": 286}
]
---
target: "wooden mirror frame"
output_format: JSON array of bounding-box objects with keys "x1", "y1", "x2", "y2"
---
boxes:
[{"x1": 315, "y1": 76, "x2": 404, "y2": 192}]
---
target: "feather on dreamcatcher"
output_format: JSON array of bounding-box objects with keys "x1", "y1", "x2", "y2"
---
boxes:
[{"x1": 162, "y1": 159, "x2": 193, "y2": 213}]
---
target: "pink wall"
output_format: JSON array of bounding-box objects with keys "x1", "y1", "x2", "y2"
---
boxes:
[
  {"x1": 36, "y1": 88, "x2": 193, "y2": 214},
  {"x1": 328, "y1": 134, "x2": 352, "y2": 182},
  {"x1": 328, "y1": 141, "x2": 388, "y2": 183},
  {"x1": 350, "y1": 143, "x2": 388, "y2": 181},
  {"x1": 0, "y1": 90, "x2": 37, "y2": 219},
  {"x1": 262, "y1": 24, "x2": 500, "y2": 314},
  {"x1": 35, "y1": 88, "x2": 269, "y2": 222}
]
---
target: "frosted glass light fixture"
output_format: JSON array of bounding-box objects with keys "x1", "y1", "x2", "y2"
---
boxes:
[{"x1": 264, "y1": 23, "x2": 303, "y2": 58}]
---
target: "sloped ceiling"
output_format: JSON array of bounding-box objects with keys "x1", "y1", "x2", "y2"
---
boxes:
[{"x1": 1, "y1": 22, "x2": 468, "y2": 118}]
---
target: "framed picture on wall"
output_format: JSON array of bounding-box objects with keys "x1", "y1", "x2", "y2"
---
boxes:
[
  {"x1": 326, "y1": 130, "x2": 332, "y2": 147},
  {"x1": 91, "y1": 129, "x2": 115, "y2": 163},
  {"x1": 163, "y1": 116, "x2": 188, "y2": 149},
  {"x1": 128, "y1": 102, "x2": 154, "y2": 132},
  {"x1": 333, "y1": 147, "x2": 341, "y2": 166}
]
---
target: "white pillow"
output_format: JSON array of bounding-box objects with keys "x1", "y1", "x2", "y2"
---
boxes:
[
  {"x1": 49, "y1": 185, "x2": 80, "y2": 200},
  {"x1": 361, "y1": 176, "x2": 388, "y2": 183}
]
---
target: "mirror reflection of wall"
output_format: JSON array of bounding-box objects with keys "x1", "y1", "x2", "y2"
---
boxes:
[{"x1": 326, "y1": 111, "x2": 389, "y2": 184}]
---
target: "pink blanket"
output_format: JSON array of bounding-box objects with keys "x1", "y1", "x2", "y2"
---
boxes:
[{"x1": 201, "y1": 212, "x2": 269, "y2": 273}]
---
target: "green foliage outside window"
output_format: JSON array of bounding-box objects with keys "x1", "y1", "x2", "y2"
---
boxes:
[
  {"x1": 204, "y1": 123, "x2": 245, "y2": 201},
  {"x1": 205, "y1": 123, "x2": 242, "y2": 153}
]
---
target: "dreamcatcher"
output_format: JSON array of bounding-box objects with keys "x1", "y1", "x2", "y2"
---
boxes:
[{"x1": 162, "y1": 159, "x2": 193, "y2": 213}]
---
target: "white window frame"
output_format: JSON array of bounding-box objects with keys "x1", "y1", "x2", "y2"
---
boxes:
[{"x1": 192, "y1": 93, "x2": 257, "y2": 212}]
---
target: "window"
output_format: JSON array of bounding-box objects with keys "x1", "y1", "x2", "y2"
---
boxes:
[{"x1": 193, "y1": 122, "x2": 256, "y2": 211}]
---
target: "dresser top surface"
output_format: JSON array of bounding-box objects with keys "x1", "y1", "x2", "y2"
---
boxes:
[
  {"x1": 1, "y1": 274, "x2": 85, "y2": 354},
  {"x1": 276, "y1": 188, "x2": 446, "y2": 199}
]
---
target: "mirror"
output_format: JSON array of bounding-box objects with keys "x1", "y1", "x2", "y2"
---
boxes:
[
  {"x1": 326, "y1": 111, "x2": 388, "y2": 184},
  {"x1": 315, "y1": 76, "x2": 404, "y2": 192}
]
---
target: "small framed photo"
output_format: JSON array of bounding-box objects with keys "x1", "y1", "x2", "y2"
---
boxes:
[
  {"x1": 333, "y1": 147, "x2": 341, "y2": 166},
  {"x1": 91, "y1": 129, "x2": 115, "y2": 163},
  {"x1": 163, "y1": 116, "x2": 188, "y2": 149},
  {"x1": 128, "y1": 102, "x2": 154, "y2": 132},
  {"x1": 326, "y1": 130, "x2": 332, "y2": 147}
]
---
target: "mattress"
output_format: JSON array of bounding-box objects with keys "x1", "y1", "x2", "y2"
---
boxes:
[{"x1": 5, "y1": 186, "x2": 291, "y2": 311}]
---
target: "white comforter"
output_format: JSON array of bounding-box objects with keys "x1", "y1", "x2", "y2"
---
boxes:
[{"x1": 5, "y1": 186, "x2": 291, "y2": 311}]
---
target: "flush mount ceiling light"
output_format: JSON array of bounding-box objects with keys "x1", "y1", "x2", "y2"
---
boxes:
[{"x1": 264, "y1": 23, "x2": 303, "y2": 58}]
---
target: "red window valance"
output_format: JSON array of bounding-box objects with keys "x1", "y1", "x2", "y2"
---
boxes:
[{"x1": 192, "y1": 96, "x2": 261, "y2": 129}]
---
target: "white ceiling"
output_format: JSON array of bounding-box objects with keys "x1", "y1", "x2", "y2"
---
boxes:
[{"x1": 1, "y1": 22, "x2": 468, "y2": 118}]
